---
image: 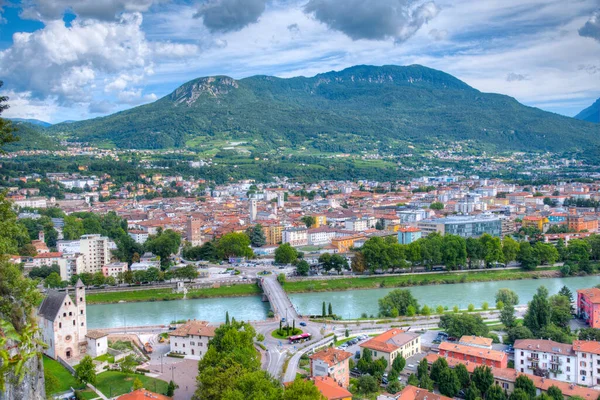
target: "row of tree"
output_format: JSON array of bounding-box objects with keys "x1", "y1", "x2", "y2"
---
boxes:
[{"x1": 183, "y1": 232, "x2": 254, "y2": 262}]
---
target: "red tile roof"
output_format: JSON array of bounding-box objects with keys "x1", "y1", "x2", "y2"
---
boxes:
[
  {"x1": 439, "y1": 342, "x2": 507, "y2": 362},
  {"x1": 169, "y1": 320, "x2": 216, "y2": 338},
  {"x1": 360, "y1": 329, "x2": 419, "y2": 353},
  {"x1": 577, "y1": 288, "x2": 600, "y2": 304},
  {"x1": 573, "y1": 340, "x2": 600, "y2": 355},
  {"x1": 309, "y1": 347, "x2": 352, "y2": 366},
  {"x1": 312, "y1": 376, "x2": 352, "y2": 400},
  {"x1": 116, "y1": 389, "x2": 171, "y2": 400},
  {"x1": 390, "y1": 385, "x2": 452, "y2": 400}
]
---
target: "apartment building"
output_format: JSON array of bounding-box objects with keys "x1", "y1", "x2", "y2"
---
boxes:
[
  {"x1": 514, "y1": 339, "x2": 575, "y2": 383},
  {"x1": 309, "y1": 347, "x2": 353, "y2": 387},
  {"x1": 577, "y1": 288, "x2": 600, "y2": 329},
  {"x1": 282, "y1": 227, "x2": 308, "y2": 247},
  {"x1": 573, "y1": 340, "x2": 600, "y2": 387},
  {"x1": 417, "y1": 214, "x2": 502, "y2": 238},
  {"x1": 80, "y1": 234, "x2": 111, "y2": 274},
  {"x1": 439, "y1": 342, "x2": 508, "y2": 369},
  {"x1": 360, "y1": 329, "x2": 421, "y2": 371},
  {"x1": 307, "y1": 227, "x2": 337, "y2": 246},
  {"x1": 169, "y1": 319, "x2": 215, "y2": 359}
]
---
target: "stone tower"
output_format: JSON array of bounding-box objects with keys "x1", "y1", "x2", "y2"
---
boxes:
[{"x1": 75, "y1": 278, "x2": 87, "y2": 340}]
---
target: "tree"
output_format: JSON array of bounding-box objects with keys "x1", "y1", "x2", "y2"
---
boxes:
[
  {"x1": 430, "y1": 201, "x2": 444, "y2": 210},
  {"x1": 75, "y1": 355, "x2": 96, "y2": 385},
  {"x1": 133, "y1": 377, "x2": 144, "y2": 390},
  {"x1": 480, "y1": 234, "x2": 504, "y2": 267},
  {"x1": 283, "y1": 378, "x2": 324, "y2": 400},
  {"x1": 175, "y1": 265, "x2": 199, "y2": 282},
  {"x1": 465, "y1": 385, "x2": 482, "y2": 400},
  {"x1": 407, "y1": 374, "x2": 419, "y2": 386},
  {"x1": 558, "y1": 285, "x2": 574, "y2": 312},
  {"x1": 361, "y1": 237, "x2": 391, "y2": 272},
  {"x1": 391, "y1": 354, "x2": 406, "y2": 373},
  {"x1": 328, "y1": 303, "x2": 333, "y2": 316},
  {"x1": 421, "y1": 305, "x2": 431, "y2": 316},
  {"x1": 417, "y1": 358, "x2": 429, "y2": 380},
  {"x1": 517, "y1": 241, "x2": 539, "y2": 270},
  {"x1": 524, "y1": 286, "x2": 551, "y2": 335},
  {"x1": 442, "y1": 234, "x2": 467, "y2": 270},
  {"x1": 120, "y1": 355, "x2": 137, "y2": 374},
  {"x1": 549, "y1": 294, "x2": 572, "y2": 329},
  {"x1": 506, "y1": 326, "x2": 534, "y2": 345},
  {"x1": 322, "y1": 302, "x2": 326, "y2": 317},
  {"x1": 455, "y1": 363, "x2": 470, "y2": 389},
  {"x1": 246, "y1": 224, "x2": 267, "y2": 247},
  {"x1": 419, "y1": 374, "x2": 434, "y2": 391},
  {"x1": 351, "y1": 252, "x2": 366, "y2": 273},
  {"x1": 546, "y1": 385, "x2": 563, "y2": 400},
  {"x1": 216, "y1": 232, "x2": 253, "y2": 260},
  {"x1": 329, "y1": 254, "x2": 349, "y2": 274},
  {"x1": 500, "y1": 303, "x2": 516, "y2": 328},
  {"x1": 145, "y1": 229, "x2": 182, "y2": 268},
  {"x1": 357, "y1": 375, "x2": 379, "y2": 394},
  {"x1": 502, "y1": 237, "x2": 520, "y2": 264},
  {"x1": 92, "y1": 271, "x2": 106, "y2": 286},
  {"x1": 274, "y1": 243, "x2": 298, "y2": 264},
  {"x1": 44, "y1": 272, "x2": 63, "y2": 289},
  {"x1": 296, "y1": 260, "x2": 310, "y2": 276},
  {"x1": 486, "y1": 384, "x2": 507, "y2": 400},
  {"x1": 438, "y1": 367, "x2": 461, "y2": 398},
  {"x1": 579, "y1": 328, "x2": 600, "y2": 341},
  {"x1": 471, "y1": 365, "x2": 493, "y2": 396},
  {"x1": 534, "y1": 242, "x2": 559, "y2": 265},
  {"x1": 509, "y1": 388, "x2": 530, "y2": 400},
  {"x1": 566, "y1": 239, "x2": 590, "y2": 263},
  {"x1": 387, "y1": 380, "x2": 402, "y2": 394},
  {"x1": 514, "y1": 375, "x2": 536, "y2": 398},
  {"x1": 167, "y1": 380, "x2": 177, "y2": 396},
  {"x1": 378, "y1": 289, "x2": 419, "y2": 317},
  {"x1": 0, "y1": 83, "x2": 18, "y2": 149},
  {"x1": 301, "y1": 216, "x2": 316, "y2": 228},
  {"x1": 439, "y1": 313, "x2": 489, "y2": 338},
  {"x1": 466, "y1": 237, "x2": 485, "y2": 268},
  {"x1": 430, "y1": 357, "x2": 448, "y2": 382}
]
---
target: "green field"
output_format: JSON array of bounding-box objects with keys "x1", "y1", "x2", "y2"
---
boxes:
[
  {"x1": 86, "y1": 283, "x2": 261, "y2": 304},
  {"x1": 43, "y1": 355, "x2": 85, "y2": 394},
  {"x1": 95, "y1": 371, "x2": 169, "y2": 397},
  {"x1": 282, "y1": 267, "x2": 559, "y2": 293}
]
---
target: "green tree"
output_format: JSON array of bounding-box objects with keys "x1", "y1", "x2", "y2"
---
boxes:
[
  {"x1": 44, "y1": 272, "x2": 63, "y2": 289},
  {"x1": 419, "y1": 374, "x2": 434, "y2": 391},
  {"x1": 75, "y1": 355, "x2": 96, "y2": 385},
  {"x1": 421, "y1": 305, "x2": 431, "y2": 316},
  {"x1": 439, "y1": 313, "x2": 489, "y2": 337},
  {"x1": 378, "y1": 289, "x2": 419, "y2": 317},
  {"x1": 301, "y1": 216, "x2": 316, "y2": 228},
  {"x1": 579, "y1": 328, "x2": 600, "y2": 341},
  {"x1": 133, "y1": 377, "x2": 143, "y2": 391},
  {"x1": 486, "y1": 384, "x2": 507, "y2": 400},
  {"x1": 283, "y1": 378, "x2": 324, "y2": 400},
  {"x1": 549, "y1": 294, "x2": 572, "y2": 329},
  {"x1": 496, "y1": 288, "x2": 519, "y2": 306},
  {"x1": 167, "y1": 380, "x2": 177, "y2": 396},
  {"x1": 466, "y1": 237, "x2": 485, "y2": 268},
  {"x1": 438, "y1": 368, "x2": 461, "y2": 398},
  {"x1": 566, "y1": 239, "x2": 590, "y2": 262},
  {"x1": 430, "y1": 357, "x2": 448, "y2": 382},
  {"x1": 328, "y1": 303, "x2": 333, "y2": 316},
  {"x1": 145, "y1": 229, "x2": 182, "y2": 268},
  {"x1": 407, "y1": 373, "x2": 419, "y2": 386},
  {"x1": 514, "y1": 375, "x2": 536, "y2": 398},
  {"x1": 351, "y1": 252, "x2": 366, "y2": 273},
  {"x1": 274, "y1": 243, "x2": 298, "y2": 264},
  {"x1": 430, "y1": 201, "x2": 444, "y2": 210},
  {"x1": 417, "y1": 358, "x2": 429, "y2": 380},
  {"x1": 216, "y1": 232, "x2": 254, "y2": 261},
  {"x1": 471, "y1": 365, "x2": 493, "y2": 396},
  {"x1": 500, "y1": 303, "x2": 516, "y2": 329},
  {"x1": 546, "y1": 385, "x2": 563, "y2": 400},
  {"x1": 442, "y1": 234, "x2": 467, "y2": 270},
  {"x1": 506, "y1": 326, "x2": 534, "y2": 345},
  {"x1": 322, "y1": 302, "x2": 326, "y2": 317},
  {"x1": 517, "y1": 241, "x2": 539, "y2": 270},
  {"x1": 534, "y1": 242, "x2": 559, "y2": 265},
  {"x1": 246, "y1": 224, "x2": 267, "y2": 248},
  {"x1": 120, "y1": 355, "x2": 137, "y2": 374},
  {"x1": 391, "y1": 354, "x2": 406, "y2": 373},
  {"x1": 361, "y1": 237, "x2": 391, "y2": 272},
  {"x1": 296, "y1": 260, "x2": 310, "y2": 276},
  {"x1": 175, "y1": 265, "x2": 199, "y2": 282},
  {"x1": 502, "y1": 237, "x2": 520, "y2": 265},
  {"x1": 480, "y1": 234, "x2": 504, "y2": 267},
  {"x1": 465, "y1": 385, "x2": 482, "y2": 400},
  {"x1": 558, "y1": 285, "x2": 574, "y2": 312},
  {"x1": 357, "y1": 375, "x2": 379, "y2": 394},
  {"x1": 508, "y1": 388, "x2": 530, "y2": 400},
  {"x1": 455, "y1": 363, "x2": 470, "y2": 389},
  {"x1": 524, "y1": 286, "x2": 551, "y2": 335}
]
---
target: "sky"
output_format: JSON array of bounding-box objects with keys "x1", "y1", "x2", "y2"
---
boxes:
[{"x1": 0, "y1": 0, "x2": 599, "y2": 124}]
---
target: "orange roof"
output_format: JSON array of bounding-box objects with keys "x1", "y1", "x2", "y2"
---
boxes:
[
  {"x1": 34, "y1": 252, "x2": 62, "y2": 258},
  {"x1": 116, "y1": 389, "x2": 171, "y2": 400},
  {"x1": 577, "y1": 288, "x2": 600, "y2": 304},
  {"x1": 360, "y1": 329, "x2": 419, "y2": 353},
  {"x1": 573, "y1": 340, "x2": 600, "y2": 355},
  {"x1": 312, "y1": 376, "x2": 352, "y2": 400},
  {"x1": 459, "y1": 335, "x2": 493, "y2": 347},
  {"x1": 169, "y1": 320, "x2": 216, "y2": 338},
  {"x1": 309, "y1": 347, "x2": 352, "y2": 366},
  {"x1": 439, "y1": 342, "x2": 506, "y2": 362},
  {"x1": 391, "y1": 385, "x2": 452, "y2": 400},
  {"x1": 398, "y1": 226, "x2": 421, "y2": 232}
]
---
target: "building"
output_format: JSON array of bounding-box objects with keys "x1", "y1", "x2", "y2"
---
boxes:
[
  {"x1": 169, "y1": 319, "x2": 216, "y2": 359},
  {"x1": 102, "y1": 262, "x2": 128, "y2": 278},
  {"x1": 522, "y1": 216, "x2": 549, "y2": 232},
  {"x1": 458, "y1": 336, "x2": 493, "y2": 349},
  {"x1": 577, "y1": 288, "x2": 600, "y2": 329},
  {"x1": 331, "y1": 235, "x2": 365, "y2": 253},
  {"x1": 80, "y1": 234, "x2": 111, "y2": 274},
  {"x1": 572, "y1": 340, "x2": 600, "y2": 387},
  {"x1": 116, "y1": 389, "x2": 171, "y2": 400},
  {"x1": 438, "y1": 342, "x2": 508, "y2": 369},
  {"x1": 567, "y1": 208, "x2": 598, "y2": 233},
  {"x1": 38, "y1": 279, "x2": 88, "y2": 360},
  {"x1": 282, "y1": 227, "x2": 308, "y2": 247},
  {"x1": 307, "y1": 227, "x2": 338, "y2": 246},
  {"x1": 312, "y1": 376, "x2": 352, "y2": 400},
  {"x1": 309, "y1": 347, "x2": 353, "y2": 387},
  {"x1": 85, "y1": 330, "x2": 108, "y2": 358},
  {"x1": 13, "y1": 197, "x2": 48, "y2": 208},
  {"x1": 128, "y1": 230, "x2": 149, "y2": 245},
  {"x1": 514, "y1": 339, "x2": 575, "y2": 382},
  {"x1": 186, "y1": 216, "x2": 203, "y2": 246},
  {"x1": 262, "y1": 224, "x2": 284, "y2": 246},
  {"x1": 360, "y1": 329, "x2": 421, "y2": 371},
  {"x1": 249, "y1": 199, "x2": 258, "y2": 221},
  {"x1": 344, "y1": 216, "x2": 375, "y2": 232},
  {"x1": 417, "y1": 214, "x2": 502, "y2": 238},
  {"x1": 57, "y1": 240, "x2": 81, "y2": 254},
  {"x1": 397, "y1": 226, "x2": 422, "y2": 244},
  {"x1": 378, "y1": 385, "x2": 452, "y2": 400},
  {"x1": 130, "y1": 260, "x2": 160, "y2": 271}
]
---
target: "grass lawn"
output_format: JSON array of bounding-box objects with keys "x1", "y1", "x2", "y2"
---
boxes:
[
  {"x1": 95, "y1": 371, "x2": 168, "y2": 397},
  {"x1": 271, "y1": 328, "x2": 303, "y2": 340},
  {"x1": 76, "y1": 389, "x2": 100, "y2": 400},
  {"x1": 43, "y1": 355, "x2": 85, "y2": 394},
  {"x1": 282, "y1": 267, "x2": 559, "y2": 294},
  {"x1": 94, "y1": 353, "x2": 115, "y2": 363},
  {"x1": 86, "y1": 283, "x2": 261, "y2": 304}
]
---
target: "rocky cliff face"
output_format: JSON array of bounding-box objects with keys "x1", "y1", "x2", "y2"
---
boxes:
[{"x1": 1, "y1": 351, "x2": 46, "y2": 400}]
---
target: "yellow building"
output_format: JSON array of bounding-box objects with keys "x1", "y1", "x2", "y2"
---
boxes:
[
  {"x1": 314, "y1": 215, "x2": 327, "y2": 228},
  {"x1": 521, "y1": 216, "x2": 549, "y2": 231},
  {"x1": 262, "y1": 225, "x2": 284, "y2": 245},
  {"x1": 331, "y1": 235, "x2": 364, "y2": 253}
]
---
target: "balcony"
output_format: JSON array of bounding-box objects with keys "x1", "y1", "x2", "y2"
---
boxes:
[{"x1": 527, "y1": 356, "x2": 540, "y2": 361}]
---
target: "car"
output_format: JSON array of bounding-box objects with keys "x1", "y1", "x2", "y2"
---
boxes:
[
  {"x1": 281, "y1": 318, "x2": 286, "y2": 323},
  {"x1": 355, "y1": 351, "x2": 361, "y2": 358},
  {"x1": 299, "y1": 321, "x2": 307, "y2": 326},
  {"x1": 350, "y1": 368, "x2": 362, "y2": 378},
  {"x1": 447, "y1": 337, "x2": 457, "y2": 342}
]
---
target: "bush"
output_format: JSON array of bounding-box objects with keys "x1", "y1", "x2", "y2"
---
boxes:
[
  {"x1": 486, "y1": 333, "x2": 500, "y2": 343},
  {"x1": 468, "y1": 304, "x2": 475, "y2": 312}
]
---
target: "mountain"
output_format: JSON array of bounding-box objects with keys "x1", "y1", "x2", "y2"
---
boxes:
[
  {"x1": 575, "y1": 98, "x2": 600, "y2": 123},
  {"x1": 5, "y1": 121, "x2": 63, "y2": 151},
  {"x1": 48, "y1": 65, "x2": 599, "y2": 153},
  {"x1": 8, "y1": 118, "x2": 52, "y2": 127}
]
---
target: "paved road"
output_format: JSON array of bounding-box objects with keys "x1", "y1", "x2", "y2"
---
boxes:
[{"x1": 261, "y1": 275, "x2": 299, "y2": 320}]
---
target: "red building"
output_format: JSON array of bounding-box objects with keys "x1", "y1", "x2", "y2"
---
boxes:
[
  {"x1": 577, "y1": 288, "x2": 600, "y2": 328},
  {"x1": 438, "y1": 342, "x2": 508, "y2": 369}
]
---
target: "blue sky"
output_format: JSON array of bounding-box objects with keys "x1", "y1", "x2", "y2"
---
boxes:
[{"x1": 0, "y1": 0, "x2": 599, "y2": 123}]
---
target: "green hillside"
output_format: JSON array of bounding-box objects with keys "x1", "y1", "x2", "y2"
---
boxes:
[
  {"x1": 48, "y1": 65, "x2": 599, "y2": 152},
  {"x1": 575, "y1": 98, "x2": 600, "y2": 123},
  {"x1": 5, "y1": 122, "x2": 64, "y2": 151}
]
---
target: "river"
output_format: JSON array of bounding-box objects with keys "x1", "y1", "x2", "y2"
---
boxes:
[{"x1": 87, "y1": 275, "x2": 600, "y2": 328}]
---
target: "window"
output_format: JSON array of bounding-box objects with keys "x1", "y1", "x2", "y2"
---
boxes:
[
  {"x1": 567, "y1": 358, "x2": 570, "y2": 363},
  {"x1": 63, "y1": 313, "x2": 66, "y2": 317},
  {"x1": 581, "y1": 370, "x2": 587, "y2": 376},
  {"x1": 73, "y1": 320, "x2": 76, "y2": 326},
  {"x1": 80, "y1": 310, "x2": 83, "y2": 315},
  {"x1": 521, "y1": 352, "x2": 524, "y2": 356},
  {"x1": 81, "y1": 322, "x2": 84, "y2": 326},
  {"x1": 567, "y1": 366, "x2": 571, "y2": 372},
  {"x1": 521, "y1": 360, "x2": 524, "y2": 365},
  {"x1": 69, "y1": 312, "x2": 72, "y2": 316},
  {"x1": 59, "y1": 323, "x2": 62, "y2": 328}
]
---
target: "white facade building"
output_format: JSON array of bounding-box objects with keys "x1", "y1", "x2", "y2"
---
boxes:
[
  {"x1": 307, "y1": 227, "x2": 337, "y2": 246},
  {"x1": 169, "y1": 320, "x2": 215, "y2": 359},
  {"x1": 282, "y1": 227, "x2": 308, "y2": 247},
  {"x1": 514, "y1": 339, "x2": 576, "y2": 384},
  {"x1": 573, "y1": 340, "x2": 600, "y2": 387},
  {"x1": 80, "y1": 234, "x2": 111, "y2": 274}
]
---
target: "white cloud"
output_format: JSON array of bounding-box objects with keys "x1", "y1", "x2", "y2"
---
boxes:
[
  {"x1": 1, "y1": 91, "x2": 59, "y2": 122},
  {"x1": 21, "y1": 0, "x2": 168, "y2": 21}
]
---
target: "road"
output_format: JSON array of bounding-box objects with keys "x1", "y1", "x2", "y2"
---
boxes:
[{"x1": 261, "y1": 274, "x2": 299, "y2": 320}]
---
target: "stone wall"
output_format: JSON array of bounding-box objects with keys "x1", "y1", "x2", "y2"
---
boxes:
[{"x1": 0, "y1": 352, "x2": 46, "y2": 400}]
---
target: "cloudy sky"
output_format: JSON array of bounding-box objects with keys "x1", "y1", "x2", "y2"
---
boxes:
[{"x1": 0, "y1": 0, "x2": 599, "y2": 123}]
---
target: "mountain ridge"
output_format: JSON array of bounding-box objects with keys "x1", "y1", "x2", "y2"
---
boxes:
[
  {"x1": 48, "y1": 64, "x2": 599, "y2": 152},
  {"x1": 575, "y1": 98, "x2": 600, "y2": 123}
]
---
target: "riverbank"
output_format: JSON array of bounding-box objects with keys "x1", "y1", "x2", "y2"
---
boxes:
[
  {"x1": 282, "y1": 267, "x2": 562, "y2": 293},
  {"x1": 86, "y1": 283, "x2": 261, "y2": 304}
]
